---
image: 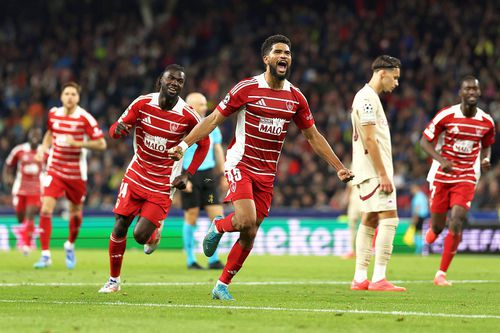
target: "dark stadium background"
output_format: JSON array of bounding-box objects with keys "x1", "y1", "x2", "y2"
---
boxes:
[{"x1": 0, "y1": 0, "x2": 498, "y2": 217}]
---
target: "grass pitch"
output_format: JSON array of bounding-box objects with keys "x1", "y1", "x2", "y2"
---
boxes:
[{"x1": 0, "y1": 249, "x2": 499, "y2": 333}]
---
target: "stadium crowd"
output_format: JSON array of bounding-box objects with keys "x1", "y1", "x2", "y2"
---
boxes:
[{"x1": 1, "y1": 0, "x2": 498, "y2": 212}]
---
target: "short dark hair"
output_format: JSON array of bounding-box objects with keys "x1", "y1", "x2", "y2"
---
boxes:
[
  {"x1": 371, "y1": 55, "x2": 401, "y2": 71},
  {"x1": 61, "y1": 81, "x2": 82, "y2": 94},
  {"x1": 156, "y1": 64, "x2": 185, "y2": 90},
  {"x1": 460, "y1": 74, "x2": 478, "y2": 86},
  {"x1": 261, "y1": 34, "x2": 291, "y2": 57},
  {"x1": 164, "y1": 64, "x2": 185, "y2": 74}
]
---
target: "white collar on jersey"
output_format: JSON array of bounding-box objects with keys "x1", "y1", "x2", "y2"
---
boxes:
[
  {"x1": 149, "y1": 93, "x2": 186, "y2": 115},
  {"x1": 256, "y1": 73, "x2": 291, "y2": 91},
  {"x1": 453, "y1": 104, "x2": 484, "y2": 120}
]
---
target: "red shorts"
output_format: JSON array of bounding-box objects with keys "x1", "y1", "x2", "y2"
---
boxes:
[
  {"x1": 12, "y1": 194, "x2": 41, "y2": 213},
  {"x1": 224, "y1": 167, "x2": 274, "y2": 219},
  {"x1": 429, "y1": 181, "x2": 476, "y2": 214},
  {"x1": 43, "y1": 172, "x2": 87, "y2": 205},
  {"x1": 112, "y1": 180, "x2": 172, "y2": 227}
]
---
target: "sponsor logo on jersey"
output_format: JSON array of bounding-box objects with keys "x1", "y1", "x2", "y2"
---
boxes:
[
  {"x1": 256, "y1": 99, "x2": 267, "y2": 106},
  {"x1": 143, "y1": 116, "x2": 152, "y2": 124},
  {"x1": 258, "y1": 117, "x2": 286, "y2": 135},
  {"x1": 453, "y1": 139, "x2": 474, "y2": 154},
  {"x1": 144, "y1": 133, "x2": 168, "y2": 152}
]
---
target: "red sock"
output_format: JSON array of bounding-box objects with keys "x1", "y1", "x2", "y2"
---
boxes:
[
  {"x1": 219, "y1": 240, "x2": 252, "y2": 284},
  {"x1": 109, "y1": 234, "x2": 127, "y2": 278},
  {"x1": 22, "y1": 219, "x2": 35, "y2": 246},
  {"x1": 439, "y1": 231, "x2": 461, "y2": 272},
  {"x1": 215, "y1": 213, "x2": 236, "y2": 233},
  {"x1": 68, "y1": 214, "x2": 83, "y2": 243},
  {"x1": 39, "y1": 214, "x2": 52, "y2": 251}
]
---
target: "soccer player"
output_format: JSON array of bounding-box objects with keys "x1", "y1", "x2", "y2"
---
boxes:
[
  {"x1": 33, "y1": 82, "x2": 106, "y2": 269},
  {"x1": 420, "y1": 75, "x2": 495, "y2": 286},
  {"x1": 181, "y1": 92, "x2": 225, "y2": 270},
  {"x1": 98, "y1": 64, "x2": 210, "y2": 293},
  {"x1": 168, "y1": 35, "x2": 353, "y2": 300},
  {"x1": 3, "y1": 128, "x2": 43, "y2": 254},
  {"x1": 350, "y1": 55, "x2": 406, "y2": 292}
]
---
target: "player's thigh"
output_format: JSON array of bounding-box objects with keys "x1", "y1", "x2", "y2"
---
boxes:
[
  {"x1": 65, "y1": 179, "x2": 87, "y2": 206},
  {"x1": 140, "y1": 197, "x2": 172, "y2": 228},
  {"x1": 449, "y1": 182, "x2": 475, "y2": 211},
  {"x1": 42, "y1": 173, "x2": 64, "y2": 202},
  {"x1": 113, "y1": 182, "x2": 143, "y2": 218},
  {"x1": 357, "y1": 178, "x2": 397, "y2": 214},
  {"x1": 429, "y1": 182, "x2": 450, "y2": 214}
]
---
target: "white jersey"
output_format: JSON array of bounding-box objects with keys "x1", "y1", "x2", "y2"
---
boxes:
[{"x1": 351, "y1": 84, "x2": 393, "y2": 185}]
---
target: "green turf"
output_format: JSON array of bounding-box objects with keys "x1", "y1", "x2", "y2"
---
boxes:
[{"x1": 0, "y1": 249, "x2": 499, "y2": 333}]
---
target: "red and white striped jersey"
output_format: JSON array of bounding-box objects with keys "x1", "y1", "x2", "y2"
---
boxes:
[
  {"x1": 46, "y1": 106, "x2": 104, "y2": 181},
  {"x1": 423, "y1": 104, "x2": 495, "y2": 185},
  {"x1": 5, "y1": 143, "x2": 43, "y2": 196},
  {"x1": 216, "y1": 73, "x2": 315, "y2": 177},
  {"x1": 116, "y1": 93, "x2": 203, "y2": 198}
]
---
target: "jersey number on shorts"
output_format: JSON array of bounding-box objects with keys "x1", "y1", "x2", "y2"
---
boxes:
[
  {"x1": 226, "y1": 168, "x2": 242, "y2": 183},
  {"x1": 42, "y1": 175, "x2": 53, "y2": 188},
  {"x1": 118, "y1": 182, "x2": 129, "y2": 198}
]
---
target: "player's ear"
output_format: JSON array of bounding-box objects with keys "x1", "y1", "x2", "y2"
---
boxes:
[{"x1": 263, "y1": 54, "x2": 270, "y2": 66}]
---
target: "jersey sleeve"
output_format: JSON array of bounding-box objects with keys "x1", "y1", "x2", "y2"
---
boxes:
[
  {"x1": 5, "y1": 147, "x2": 20, "y2": 167},
  {"x1": 423, "y1": 111, "x2": 446, "y2": 141},
  {"x1": 292, "y1": 88, "x2": 315, "y2": 130},
  {"x1": 215, "y1": 80, "x2": 250, "y2": 117},
  {"x1": 83, "y1": 113, "x2": 104, "y2": 140},
  {"x1": 46, "y1": 108, "x2": 57, "y2": 131},
  {"x1": 481, "y1": 123, "x2": 496, "y2": 148},
  {"x1": 357, "y1": 97, "x2": 377, "y2": 126},
  {"x1": 119, "y1": 95, "x2": 148, "y2": 126}
]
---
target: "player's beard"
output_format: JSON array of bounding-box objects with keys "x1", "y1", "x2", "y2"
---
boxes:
[{"x1": 269, "y1": 63, "x2": 290, "y2": 81}]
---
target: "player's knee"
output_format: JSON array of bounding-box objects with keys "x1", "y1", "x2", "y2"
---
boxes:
[
  {"x1": 233, "y1": 213, "x2": 256, "y2": 230},
  {"x1": 448, "y1": 218, "x2": 463, "y2": 234},
  {"x1": 113, "y1": 218, "x2": 129, "y2": 238},
  {"x1": 133, "y1": 229, "x2": 149, "y2": 244}
]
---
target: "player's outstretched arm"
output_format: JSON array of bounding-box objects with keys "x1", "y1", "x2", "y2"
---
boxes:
[
  {"x1": 301, "y1": 125, "x2": 354, "y2": 183},
  {"x1": 168, "y1": 110, "x2": 227, "y2": 161},
  {"x1": 66, "y1": 136, "x2": 107, "y2": 151}
]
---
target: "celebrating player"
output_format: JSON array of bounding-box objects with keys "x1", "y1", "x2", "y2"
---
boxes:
[
  {"x1": 168, "y1": 35, "x2": 353, "y2": 300},
  {"x1": 3, "y1": 128, "x2": 43, "y2": 254},
  {"x1": 34, "y1": 82, "x2": 107, "y2": 269},
  {"x1": 181, "y1": 92, "x2": 225, "y2": 270},
  {"x1": 98, "y1": 64, "x2": 210, "y2": 293},
  {"x1": 350, "y1": 55, "x2": 406, "y2": 292},
  {"x1": 420, "y1": 75, "x2": 495, "y2": 286}
]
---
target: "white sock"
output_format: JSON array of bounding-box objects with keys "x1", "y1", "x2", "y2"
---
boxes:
[
  {"x1": 436, "y1": 270, "x2": 446, "y2": 277},
  {"x1": 41, "y1": 250, "x2": 51, "y2": 257},
  {"x1": 216, "y1": 280, "x2": 228, "y2": 287},
  {"x1": 372, "y1": 217, "x2": 399, "y2": 282},
  {"x1": 353, "y1": 224, "x2": 375, "y2": 282},
  {"x1": 110, "y1": 276, "x2": 120, "y2": 283},
  {"x1": 64, "y1": 241, "x2": 75, "y2": 250}
]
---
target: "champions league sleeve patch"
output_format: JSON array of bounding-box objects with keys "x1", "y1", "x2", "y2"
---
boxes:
[{"x1": 360, "y1": 100, "x2": 376, "y2": 123}]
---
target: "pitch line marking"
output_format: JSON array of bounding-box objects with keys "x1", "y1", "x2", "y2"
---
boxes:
[
  {"x1": 0, "y1": 299, "x2": 499, "y2": 320},
  {"x1": 0, "y1": 280, "x2": 498, "y2": 287}
]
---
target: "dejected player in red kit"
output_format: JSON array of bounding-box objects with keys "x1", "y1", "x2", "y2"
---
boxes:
[
  {"x1": 34, "y1": 82, "x2": 107, "y2": 269},
  {"x1": 2, "y1": 128, "x2": 44, "y2": 255},
  {"x1": 420, "y1": 75, "x2": 495, "y2": 286},
  {"x1": 98, "y1": 64, "x2": 209, "y2": 293},
  {"x1": 168, "y1": 35, "x2": 354, "y2": 300}
]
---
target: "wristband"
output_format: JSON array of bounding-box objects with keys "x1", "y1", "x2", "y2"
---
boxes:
[{"x1": 179, "y1": 141, "x2": 189, "y2": 153}]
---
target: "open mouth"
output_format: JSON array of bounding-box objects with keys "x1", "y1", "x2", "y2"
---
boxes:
[
  {"x1": 167, "y1": 86, "x2": 178, "y2": 94},
  {"x1": 277, "y1": 60, "x2": 288, "y2": 72}
]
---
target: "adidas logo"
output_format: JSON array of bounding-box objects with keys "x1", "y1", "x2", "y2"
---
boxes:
[
  {"x1": 450, "y1": 126, "x2": 459, "y2": 134},
  {"x1": 255, "y1": 99, "x2": 267, "y2": 106},
  {"x1": 143, "y1": 116, "x2": 152, "y2": 124}
]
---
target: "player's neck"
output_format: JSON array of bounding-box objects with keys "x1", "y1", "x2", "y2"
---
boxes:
[
  {"x1": 265, "y1": 72, "x2": 285, "y2": 90},
  {"x1": 461, "y1": 104, "x2": 477, "y2": 118},
  {"x1": 64, "y1": 105, "x2": 77, "y2": 115},
  {"x1": 368, "y1": 77, "x2": 383, "y2": 94},
  {"x1": 159, "y1": 94, "x2": 178, "y2": 110}
]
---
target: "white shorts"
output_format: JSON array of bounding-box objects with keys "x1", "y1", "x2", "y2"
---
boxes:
[
  {"x1": 356, "y1": 177, "x2": 397, "y2": 213},
  {"x1": 347, "y1": 186, "x2": 362, "y2": 221}
]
